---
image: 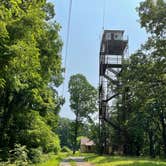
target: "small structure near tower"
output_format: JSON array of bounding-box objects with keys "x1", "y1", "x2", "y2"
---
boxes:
[
  {"x1": 99, "y1": 30, "x2": 128, "y2": 154},
  {"x1": 80, "y1": 137, "x2": 95, "y2": 153}
]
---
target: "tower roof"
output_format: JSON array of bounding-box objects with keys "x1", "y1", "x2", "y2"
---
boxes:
[{"x1": 104, "y1": 30, "x2": 124, "y2": 34}]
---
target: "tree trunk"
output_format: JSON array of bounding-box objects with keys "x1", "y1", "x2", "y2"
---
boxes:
[
  {"x1": 160, "y1": 111, "x2": 166, "y2": 157},
  {"x1": 149, "y1": 130, "x2": 155, "y2": 158},
  {"x1": 136, "y1": 143, "x2": 141, "y2": 156},
  {"x1": 0, "y1": 91, "x2": 12, "y2": 148},
  {"x1": 0, "y1": 91, "x2": 27, "y2": 148},
  {"x1": 73, "y1": 110, "x2": 79, "y2": 154}
]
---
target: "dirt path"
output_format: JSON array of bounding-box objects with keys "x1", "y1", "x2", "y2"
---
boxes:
[
  {"x1": 60, "y1": 157, "x2": 94, "y2": 166},
  {"x1": 60, "y1": 158, "x2": 71, "y2": 166}
]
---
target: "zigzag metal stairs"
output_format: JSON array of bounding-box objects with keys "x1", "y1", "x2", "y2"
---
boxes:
[{"x1": 99, "y1": 30, "x2": 128, "y2": 154}]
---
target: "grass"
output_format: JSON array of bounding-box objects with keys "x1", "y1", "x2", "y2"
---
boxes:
[
  {"x1": 32, "y1": 151, "x2": 81, "y2": 166},
  {"x1": 85, "y1": 154, "x2": 166, "y2": 166},
  {"x1": 32, "y1": 151, "x2": 166, "y2": 166},
  {"x1": 33, "y1": 152, "x2": 69, "y2": 166}
]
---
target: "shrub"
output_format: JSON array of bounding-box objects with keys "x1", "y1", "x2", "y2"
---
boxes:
[
  {"x1": 9, "y1": 144, "x2": 29, "y2": 166},
  {"x1": 0, "y1": 147, "x2": 9, "y2": 161},
  {"x1": 28, "y1": 147, "x2": 43, "y2": 163},
  {"x1": 18, "y1": 111, "x2": 61, "y2": 154}
]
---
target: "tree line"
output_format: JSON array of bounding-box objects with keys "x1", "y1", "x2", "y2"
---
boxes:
[
  {"x1": 0, "y1": 0, "x2": 63, "y2": 164},
  {"x1": 104, "y1": 0, "x2": 166, "y2": 157}
]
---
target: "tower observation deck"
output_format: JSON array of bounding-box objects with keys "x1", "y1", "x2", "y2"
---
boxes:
[{"x1": 99, "y1": 30, "x2": 128, "y2": 154}]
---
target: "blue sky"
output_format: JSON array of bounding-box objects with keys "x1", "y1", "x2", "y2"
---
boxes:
[{"x1": 51, "y1": 0, "x2": 148, "y2": 119}]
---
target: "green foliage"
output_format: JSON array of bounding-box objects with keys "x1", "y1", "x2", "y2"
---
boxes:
[
  {"x1": 28, "y1": 147, "x2": 43, "y2": 164},
  {"x1": 9, "y1": 144, "x2": 29, "y2": 166},
  {"x1": 21, "y1": 111, "x2": 60, "y2": 154},
  {"x1": 0, "y1": 0, "x2": 63, "y2": 163},
  {"x1": 0, "y1": 144, "x2": 29, "y2": 166},
  {"x1": 137, "y1": 0, "x2": 166, "y2": 36},
  {"x1": 69, "y1": 74, "x2": 97, "y2": 119},
  {"x1": 56, "y1": 117, "x2": 96, "y2": 152},
  {"x1": 33, "y1": 153, "x2": 69, "y2": 166},
  {"x1": 68, "y1": 74, "x2": 98, "y2": 154},
  {"x1": 104, "y1": 0, "x2": 166, "y2": 157},
  {"x1": 61, "y1": 146, "x2": 72, "y2": 153},
  {"x1": 56, "y1": 117, "x2": 73, "y2": 149}
]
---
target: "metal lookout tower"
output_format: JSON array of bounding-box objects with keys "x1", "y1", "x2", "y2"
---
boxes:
[{"x1": 99, "y1": 30, "x2": 128, "y2": 154}]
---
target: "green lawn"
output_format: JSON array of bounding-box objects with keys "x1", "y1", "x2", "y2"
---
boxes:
[
  {"x1": 33, "y1": 152, "x2": 69, "y2": 166},
  {"x1": 85, "y1": 154, "x2": 166, "y2": 166},
  {"x1": 34, "y1": 152, "x2": 78, "y2": 166},
  {"x1": 34, "y1": 156, "x2": 60, "y2": 166},
  {"x1": 32, "y1": 152, "x2": 166, "y2": 166}
]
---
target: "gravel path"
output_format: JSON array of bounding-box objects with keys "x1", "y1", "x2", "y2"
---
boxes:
[
  {"x1": 60, "y1": 157, "x2": 94, "y2": 166},
  {"x1": 60, "y1": 158, "x2": 71, "y2": 166}
]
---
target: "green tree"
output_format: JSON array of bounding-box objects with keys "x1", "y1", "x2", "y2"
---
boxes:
[
  {"x1": 0, "y1": 0, "x2": 63, "y2": 162},
  {"x1": 137, "y1": 0, "x2": 166, "y2": 157},
  {"x1": 56, "y1": 117, "x2": 73, "y2": 149},
  {"x1": 107, "y1": 0, "x2": 166, "y2": 157},
  {"x1": 68, "y1": 74, "x2": 97, "y2": 154}
]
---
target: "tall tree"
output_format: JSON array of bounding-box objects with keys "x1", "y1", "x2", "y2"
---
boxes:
[
  {"x1": 137, "y1": 0, "x2": 166, "y2": 157},
  {"x1": 68, "y1": 74, "x2": 97, "y2": 154},
  {"x1": 106, "y1": 0, "x2": 166, "y2": 157},
  {"x1": 0, "y1": 0, "x2": 63, "y2": 161}
]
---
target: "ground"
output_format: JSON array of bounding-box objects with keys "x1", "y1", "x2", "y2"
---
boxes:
[
  {"x1": 85, "y1": 154, "x2": 166, "y2": 166},
  {"x1": 60, "y1": 157, "x2": 94, "y2": 166},
  {"x1": 34, "y1": 153, "x2": 166, "y2": 166}
]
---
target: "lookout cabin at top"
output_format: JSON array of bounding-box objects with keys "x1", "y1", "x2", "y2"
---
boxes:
[{"x1": 100, "y1": 30, "x2": 128, "y2": 56}]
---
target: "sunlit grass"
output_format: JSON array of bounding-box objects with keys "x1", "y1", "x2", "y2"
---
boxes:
[
  {"x1": 35, "y1": 156, "x2": 60, "y2": 166},
  {"x1": 32, "y1": 152, "x2": 166, "y2": 166},
  {"x1": 33, "y1": 152, "x2": 69, "y2": 166},
  {"x1": 85, "y1": 154, "x2": 166, "y2": 166}
]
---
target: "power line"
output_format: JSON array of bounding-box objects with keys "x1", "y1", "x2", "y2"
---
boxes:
[
  {"x1": 102, "y1": 0, "x2": 106, "y2": 31},
  {"x1": 62, "y1": 0, "x2": 73, "y2": 97},
  {"x1": 99, "y1": 0, "x2": 106, "y2": 41}
]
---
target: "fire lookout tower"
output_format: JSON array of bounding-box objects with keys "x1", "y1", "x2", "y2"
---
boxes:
[{"x1": 99, "y1": 30, "x2": 128, "y2": 153}]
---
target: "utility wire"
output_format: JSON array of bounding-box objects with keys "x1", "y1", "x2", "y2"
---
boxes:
[
  {"x1": 99, "y1": 0, "x2": 106, "y2": 40},
  {"x1": 102, "y1": 0, "x2": 106, "y2": 31},
  {"x1": 62, "y1": 0, "x2": 73, "y2": 97}
]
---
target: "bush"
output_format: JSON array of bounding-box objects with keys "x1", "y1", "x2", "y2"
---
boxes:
[
  {"x1": 0, "y1": 147, "x2": 9, "y2": 161},
  {"x1": 61, "y1": 146, "x2": 71, "y2": 153},
  {"x1": 18, "y1": 111, "x2": 61, "y2": 154},
  {"x1": 9, "y1": 144, "x2": 29, "y2": 166},
  {"x1": 28, "y1": 147, "x2": 43, "y2": 163}
]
